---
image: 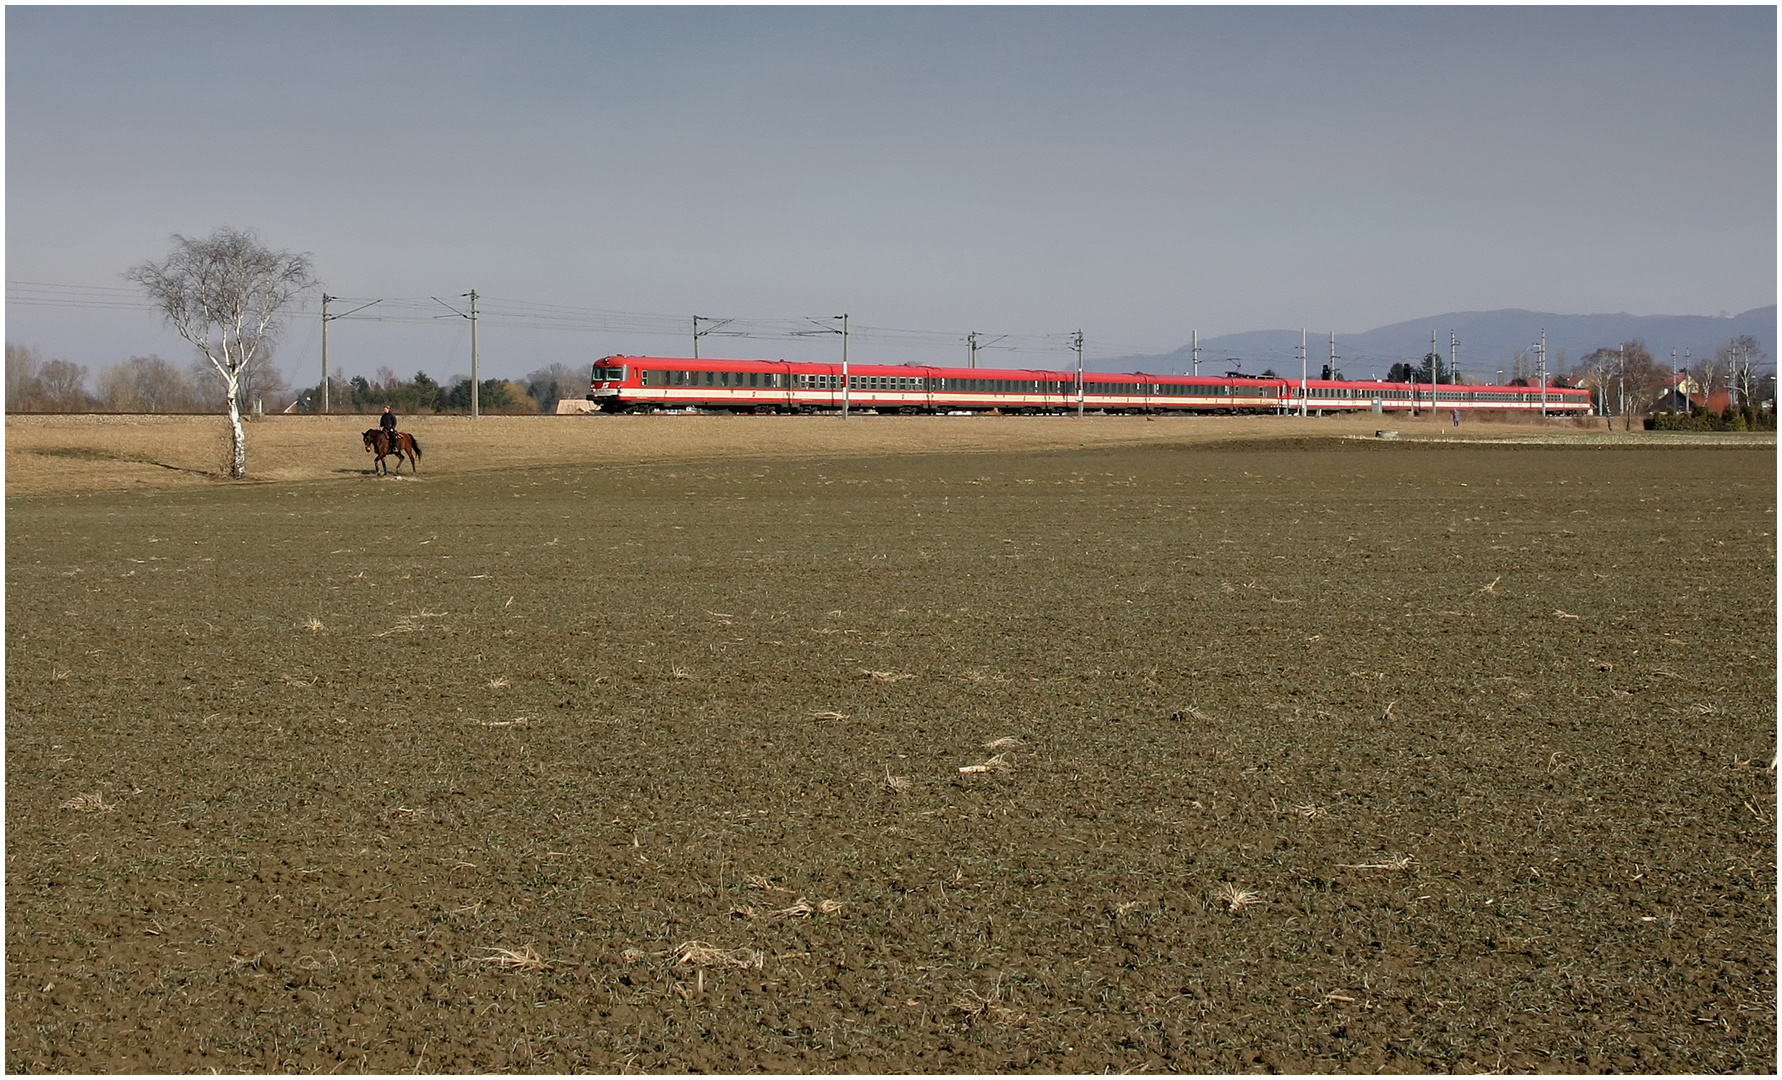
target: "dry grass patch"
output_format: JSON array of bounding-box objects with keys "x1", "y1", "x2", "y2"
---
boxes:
[
  {"x1": 952, "y1": 976, "x2": 1029, "y2": 1026},
  {"x1": 982, "y1": 735, "x2": 1025, "y2": 751},
  {"x1": 958, "y1": 669, "x2": 1010, "y2": 685},
  {"x1": 1337, "y1": 854, "x2": 1417, "y2": 871},
  {"x1": 476, "y1": 944, "x2": 551, "y2": 971},
  {"x1": 60, "y1": 791, "x2": 115, "y2": 813},
  {"x1": 674, "y1": 941, "x2": 764, "y2": 969},
  {"x1": 958, "y1": 753, "x2": 1011, "y2": 775},
  {"x1": 8, "y1": 412, "x2": 1610, "y2": 497},
  {"x1": 862, "y1": 669, "x2": 917, "y2": 683},
  {"x1": 375, "y1": 610, "x2": 447, "y2": 637},
  {"x1": 883, "y1": 764, "x2": 914, "y2": 795}
]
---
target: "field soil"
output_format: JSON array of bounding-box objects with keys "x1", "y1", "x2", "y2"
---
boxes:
[{"x1": 6, "y1": 413, "x2": 1776, "y2": 1072}]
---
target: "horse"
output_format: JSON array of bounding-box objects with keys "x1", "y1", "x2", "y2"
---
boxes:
[{"x1": 363, "y1": 429, "x2": 421, "y2": 475}]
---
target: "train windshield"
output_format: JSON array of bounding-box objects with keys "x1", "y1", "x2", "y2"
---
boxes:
[{"x1": 593, "y1": 366, "x2": 627, "y2": 382}]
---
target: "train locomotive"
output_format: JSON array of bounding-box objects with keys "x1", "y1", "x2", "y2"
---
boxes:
[{"x1": 587, "y1": 355, "x2": 1594, "y2": 416}]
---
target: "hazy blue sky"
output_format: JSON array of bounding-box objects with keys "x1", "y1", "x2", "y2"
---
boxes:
[{"x1": 7, "y1": 5, "x2": 1775, "y2": 385}]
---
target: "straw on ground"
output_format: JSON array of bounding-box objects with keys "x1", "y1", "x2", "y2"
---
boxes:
[
  {"x1": 61, "y1": 791, "x2": 115, "y2": 813},
  {"x1": 674, "y1": 941, "x2": 764, "y2": 969},
  {"x1": 476, "y1": 945, "x2": 550, "y2": 971},
  {"x1": 1218, "y1": 883, "x2": 1262, "y2": 914}
]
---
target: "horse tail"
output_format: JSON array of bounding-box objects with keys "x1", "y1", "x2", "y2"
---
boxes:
[{"x1": 409, "y1": 435, "x2": 421, "y2": 458}]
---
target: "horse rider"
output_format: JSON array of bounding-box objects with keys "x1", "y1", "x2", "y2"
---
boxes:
[{"x1": 380, "y1": 406, "x2": 398, "y2": 447}]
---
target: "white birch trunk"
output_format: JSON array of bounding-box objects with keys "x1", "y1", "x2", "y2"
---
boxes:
[{"x1": 223, "y1": 371, "x2": 246, "y2": 478}]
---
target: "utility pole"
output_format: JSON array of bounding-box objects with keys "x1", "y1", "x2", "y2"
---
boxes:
[
  {"x1": 1328, "y1": 331, "x2": 1339, "y2": 381},
  {"x1": 794, "y1": 315, "x2": 849, "y2": 415},
  {"x1": 321, "y1": 293, "x2": 330, "y2": 414},
  {"x1": 320, "y1": 293, "x2": 382, "y2": 415},
  {"x1": 432, "y1": 291, "x2": 479, "y2": 417},
  {"x1": 1537, "y1": 329, "x2": 1548, "y2": 417},
  {"x1": 966, "y1": 331, "x2": 1004, "y2": 369},
  {"x1": 693, "y1": 316, "x2": 732, "y2": 360},
  {"x1": 1299, "y1": 328, "x2": 1308, "y2": 416},
  {"x1": 1430, "y1": 329, "x2": 1438, "y2": 413},
  {"x1": 1450, "y1": 329, "x2": 1460, "y2": 388},
  {"x1": 1192, "y1": 329, "x2": 1200, "y2": 377},
  {"x1": 1617, "y1": 344, "x2": 1626, "y2": 424},
  {"x1": 1073, "y1": 330, "x2": 1085, "y2": 418}
]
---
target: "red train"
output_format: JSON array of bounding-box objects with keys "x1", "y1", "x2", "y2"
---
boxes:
[{"x1": 588, "y1": 355, "x2": 1594, "y2": 416}]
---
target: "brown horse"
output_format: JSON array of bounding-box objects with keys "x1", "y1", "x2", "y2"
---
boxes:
[{"x1": 363, "y1": 429, "x2": 421, "y2": 475}]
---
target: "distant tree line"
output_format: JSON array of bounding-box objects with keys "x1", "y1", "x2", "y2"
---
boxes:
[
  {"x1": 288, "y1": 363, "x2": 587, "y2": 415},
  {"x1": 5, "y1": 343, "x2": 590, "y2": 417}
]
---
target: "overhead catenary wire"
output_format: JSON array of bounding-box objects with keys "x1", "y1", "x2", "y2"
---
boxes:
[{"x1": 8, "y1": 279, "x2": 1470, "y2": 376}]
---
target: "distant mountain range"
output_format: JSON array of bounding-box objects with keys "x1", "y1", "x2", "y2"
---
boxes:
[{"x1": 1095, "y1": 306, "x2": 1776, "y2": 380}]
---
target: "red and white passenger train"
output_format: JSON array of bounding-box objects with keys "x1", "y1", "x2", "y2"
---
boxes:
[{"x1": 587, "y1": 355, "x2": 1593, "y2": 416}]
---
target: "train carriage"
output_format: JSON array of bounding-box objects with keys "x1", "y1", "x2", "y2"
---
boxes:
[{"x1": 589, "y1": 355, "x2": 1592, "y2": 416}]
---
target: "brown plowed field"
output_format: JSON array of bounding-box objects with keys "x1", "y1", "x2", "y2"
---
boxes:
[{"x1": 6, "y1": 413, "x2": 1775, "y2": 1072}]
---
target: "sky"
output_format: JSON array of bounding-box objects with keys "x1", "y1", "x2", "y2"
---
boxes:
[{"x1": 6, "y1": 5, "x2": 1776, "y2": 388}]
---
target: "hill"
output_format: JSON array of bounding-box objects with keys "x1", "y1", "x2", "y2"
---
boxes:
[{"x1": 1098, "y1": 306, "x2": 1776, "y2": 381}]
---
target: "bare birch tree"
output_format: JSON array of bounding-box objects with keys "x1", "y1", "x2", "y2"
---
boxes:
[
  {"x1": 1689, "y1": 353, "x2": 1727, "y2": 409},
  {"x1": 126, "y1": 227, "x2": 314, "y2": 477},
  {"x1": 1721, "y1": 335, "x2": 1765, "y2": 409}
]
